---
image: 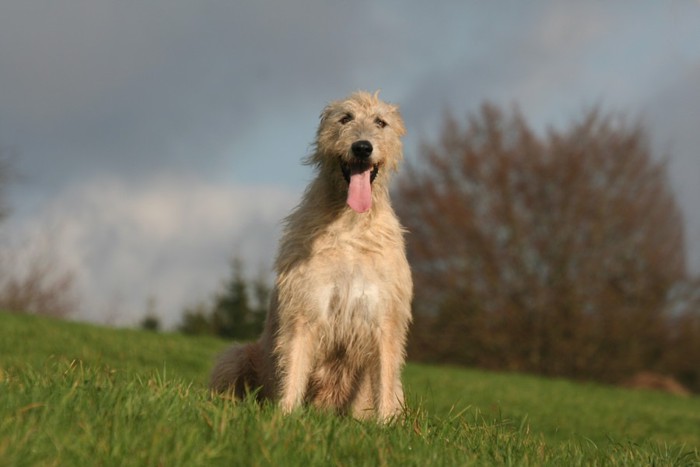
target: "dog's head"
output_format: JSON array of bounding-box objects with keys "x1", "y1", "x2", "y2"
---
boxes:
[{"x1": 309, "y1": 91, "x2": 406, "y2": 213}]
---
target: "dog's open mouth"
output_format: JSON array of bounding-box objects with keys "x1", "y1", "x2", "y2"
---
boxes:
[
  {"x1": 340, "y1": 161, "x2": 379, "y2": 214},
  {"x1": 340, "y1": 161, "x2": 379, "y2": 184}
]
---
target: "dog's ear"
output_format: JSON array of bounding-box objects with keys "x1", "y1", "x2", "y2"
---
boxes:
[
  {"x1": 305, "y1": 103, "x2": 336, "y2": 167},
  {"x1": 319, "y1": 102, "x2": 336, "y2": 126},
  {"x1": 389, "y1": 104, "x2": 406, "y2": 137}
]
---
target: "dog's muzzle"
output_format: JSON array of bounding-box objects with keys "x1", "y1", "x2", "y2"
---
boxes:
[{"x1": 340, "y1": 140, "x2": 379, "y2": 184}]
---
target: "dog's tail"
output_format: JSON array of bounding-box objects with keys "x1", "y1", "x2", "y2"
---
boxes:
[{"x1": 209, "y1": 341, "x2": 262, "y2": 399}]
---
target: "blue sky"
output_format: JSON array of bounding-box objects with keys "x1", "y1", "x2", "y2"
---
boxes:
[{"x1": 1, "y1": 1, "x2": 699, "y2": 326}]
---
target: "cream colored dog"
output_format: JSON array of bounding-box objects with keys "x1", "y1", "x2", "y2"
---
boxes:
[{"x1": 210, "y1": 91, "x2": 412, "y2": 421}]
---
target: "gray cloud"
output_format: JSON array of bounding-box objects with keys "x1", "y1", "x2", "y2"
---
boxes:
[
  {"x1": 5, "y1": 174, "x2": 296, "y2": 326},
  {"x1": 0, "y1": 2, "x2": 396, "y2": 191}
]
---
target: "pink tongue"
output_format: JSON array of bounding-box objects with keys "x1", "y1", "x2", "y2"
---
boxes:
[{"x1": 347, "y1": 167, "x2": 372, "y2": 213}]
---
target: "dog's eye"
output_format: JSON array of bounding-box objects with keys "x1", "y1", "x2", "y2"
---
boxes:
[
  {"x1": 339, "y1": 114, "x2": 354, "y2": 125},
  {"x1": 375, "y1": 117, "x2": 388, "y2": 129}
]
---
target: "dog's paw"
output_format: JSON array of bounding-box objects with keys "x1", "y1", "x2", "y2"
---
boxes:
[{"x1": 279, "y1": 397, "x2": 301, "y2": 414}]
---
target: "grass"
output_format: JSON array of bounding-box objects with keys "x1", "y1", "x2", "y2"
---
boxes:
[{"x1": 1, "y1": 312, "x2": 699, "y2": 466}]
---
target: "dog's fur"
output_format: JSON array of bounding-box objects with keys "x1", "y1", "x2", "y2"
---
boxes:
[{"x1": 210, "y1": 91, "x2": 412, "y2": 421}]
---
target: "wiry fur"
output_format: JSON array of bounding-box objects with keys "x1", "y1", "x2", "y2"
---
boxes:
[{"x1": 210, "y1": 91, "x2": 413, "y2": 421}]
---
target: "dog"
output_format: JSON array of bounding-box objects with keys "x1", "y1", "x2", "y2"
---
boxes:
[{"x1": 210, "y1": 91, "x2": 412, "y2": 421}]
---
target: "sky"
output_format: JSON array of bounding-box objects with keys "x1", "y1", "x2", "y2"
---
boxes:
[{"x1": 1, "y1": 1, "x2": 699, "y2": 327}]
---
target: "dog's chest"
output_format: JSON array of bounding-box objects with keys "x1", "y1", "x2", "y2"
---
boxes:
[
  {"x1": 315, "y1": 266, "x2": 381, "y2": 323},
  {"x1": 308, "y1": 241, "x2": 393, "y2": 329},
  {"x1": 282, "y1": 214, "x2": 406, "y2": 330}
]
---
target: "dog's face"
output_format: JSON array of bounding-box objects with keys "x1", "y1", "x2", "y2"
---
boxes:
[{"x1": 310, "y1": 91, "x2": 406, "y2": 213}]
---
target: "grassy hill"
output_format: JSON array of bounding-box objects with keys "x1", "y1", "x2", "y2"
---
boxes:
[{"x1": 1, "y1": 311, "x2": 698, "y2": 466}]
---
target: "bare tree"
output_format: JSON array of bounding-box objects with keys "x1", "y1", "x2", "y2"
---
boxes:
[
  {"x1": 0, "y1": 236, "x2": 78, "y2": 318},
  {"x1": 397, "y1": 104, "x2": 690, "y2": 385},
  {"x1": 0, "y1": 149, "x2": 79, "y2": 318}
]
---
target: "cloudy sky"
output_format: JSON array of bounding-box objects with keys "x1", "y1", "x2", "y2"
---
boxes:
[{"x1": 1, "y1": 1, "x2": 699, "y2": 327}]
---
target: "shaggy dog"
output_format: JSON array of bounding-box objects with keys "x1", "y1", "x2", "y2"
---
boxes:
[{"x1": 210, "y1": 91, "x2": 412, "y2": 421}]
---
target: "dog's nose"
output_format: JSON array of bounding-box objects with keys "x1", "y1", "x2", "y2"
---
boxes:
[{"x1": 351, "y1": 140, "x2": 373, "y2": 159}]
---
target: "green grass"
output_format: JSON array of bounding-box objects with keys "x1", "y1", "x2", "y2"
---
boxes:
[{"x1": 1, "y1": 312, "x2": 699, "y2": 466}]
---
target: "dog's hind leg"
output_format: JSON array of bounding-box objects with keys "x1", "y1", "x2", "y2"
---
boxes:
[{"x1": 349, "y1": 369, "x2": 375, "y2": 420}]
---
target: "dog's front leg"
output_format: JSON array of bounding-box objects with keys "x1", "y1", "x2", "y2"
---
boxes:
[
  {"x1": 376, "y1": 319, "x2": 408, "y2": 421},
  {"x1": 277, "y1": 324, "x2": 314, "y2": 413}
]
